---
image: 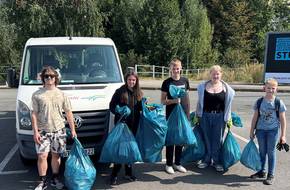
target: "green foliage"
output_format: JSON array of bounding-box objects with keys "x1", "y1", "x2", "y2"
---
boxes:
[
  {"x1": 135, "y1": 0, "x2": 183, "y2": 66},
  {"x1": 100, "y1": 0, "x2": 144, "y2": 54},
  {"x1": 223, "y1": 48, "x2": 250, "y2": 68},
  {"x1": 202, "y1": 0, "x2": 259, "y2": 66},
  {"x1": 247, "y1": 0, "x2": 273, "y2": 62},
  {"x1": 270, "y1": 0, "x2": 290, "y2": 31},
  {"x1": 119, "y1": 49, "x2": 148, "y2": 73},
  {"x1": 197, "y1": 63, "x2": 264, "y2": 83},
  {"x1": 7, "y1": 0, "x2": 105, "y2": 51},
  {"x1": 0, "y1": 5, "x2": 19, "y2": 66},
  {"x1": 180, "y1": 0, "x2": 218, "y2": 68}
]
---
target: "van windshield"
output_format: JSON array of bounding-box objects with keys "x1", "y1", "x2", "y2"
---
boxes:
[{"x1": 22, "y1": 45, "x2": 122, "y2": 85}]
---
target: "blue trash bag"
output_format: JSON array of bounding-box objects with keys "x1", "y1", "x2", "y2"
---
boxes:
[
  {"x1": 166, "y1": 85, "x2": 196, "y2": 146},
  {"x1": 115, "y1": 105, "x2": 131, "y2": 118},
  {"x1": 166, "y1": 104, "x2": 196, "y2": 146},
  {"x1": 181, "y1": 126, "x2": 205, "y2": 164},
  {"x1": 136, "y1": 98, "x2": 168, "y2": 162},
  {"x1": 99, "y1": 122, "x2": 142, "y2": 164},
  {"x1": 231, "y1": 112, "x2": 243, "y2": 128},
  {"x1": 64, "y1": 138, "x2": 96, "y2": 190},
  {"x1": 240, "y1": 139, "x2": 262, "y2": 171},
  {"x1": 169, "y1": 85, "x2": 186, "y2": 98},
  {"x1": 222, "y1": 130, "x2": 241, "y2": 170}
]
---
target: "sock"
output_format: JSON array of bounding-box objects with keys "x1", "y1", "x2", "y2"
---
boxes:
[
  {"x1": 52, "y1": 173, "x2": 59, "y2": 180},
  {"x1": 40, "y1": 175, "x2": 47, "y2": 183}
]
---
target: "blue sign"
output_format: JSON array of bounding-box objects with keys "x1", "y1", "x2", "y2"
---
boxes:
[{"x1": 275, "y1": 38, "x2": 290, "y2": 60}]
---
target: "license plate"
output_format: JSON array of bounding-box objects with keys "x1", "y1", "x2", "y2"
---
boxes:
[{"x1": 62, "y1": 147, "x2": 95, "y2": 157}]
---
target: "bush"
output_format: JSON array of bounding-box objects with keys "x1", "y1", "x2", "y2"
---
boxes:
[
  {"x1": 119, "y1": 49, "x2": 148, "y2": 73},
  {"x1": 194, "y1": 63, "x2": 263, "y2": 83}
]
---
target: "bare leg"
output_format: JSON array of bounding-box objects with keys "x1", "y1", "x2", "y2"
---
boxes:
[
  {"x1": 51, "y1": 152, "x2": 61, "y2": 174},
  {"x1": 37, "y1": 153, "x2": 49, "y2": 176}
]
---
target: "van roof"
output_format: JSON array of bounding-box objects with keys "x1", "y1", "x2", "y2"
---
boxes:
[{"x1": 25, "y1": 37, "x2": 115, "y2": 46}]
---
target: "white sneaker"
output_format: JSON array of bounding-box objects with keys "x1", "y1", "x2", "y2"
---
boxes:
[
  {"x1": 197, "y1": 162, "x2": 208, "y2": 169},
  {"x1": 165, "y1": 165, "x2": 175, "y2": 174},
  {"x1": 173, "y1": 164, "x2": 187, "y2": 173},
  {"x1": 213, "y1": 164, "x2": 224, "y2": 172}
]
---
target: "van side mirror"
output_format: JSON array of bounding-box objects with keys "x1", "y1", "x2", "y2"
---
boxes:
[{"x1": 7, "y1": 68, "x2": 19, "y2": 88}]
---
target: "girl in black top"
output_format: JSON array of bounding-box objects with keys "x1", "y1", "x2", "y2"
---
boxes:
[{"x1": 109, "y1": 71, "x2": 143, "y2": 185}]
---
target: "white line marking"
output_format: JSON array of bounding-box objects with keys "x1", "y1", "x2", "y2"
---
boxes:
[
  {"x1": 0, "y1": 117, "x2": 15, "y2": 120},
  {"x1": 0, "y1": 170, "x2": 29, "y2": 175},
  {"x1": 232, "y1": 132, "x2": 250, "y2": 143},
  {"x1": 0, "y1": 144, "x2": 18, "y2": 172},
  {"x1": 0, "y1": 144, "x2": 29, "y2": 175}
]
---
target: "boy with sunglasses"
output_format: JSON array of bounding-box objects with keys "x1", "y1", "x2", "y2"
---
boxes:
[{"x1": 31, "y1": 66, "x2": 77, "y2": 190}]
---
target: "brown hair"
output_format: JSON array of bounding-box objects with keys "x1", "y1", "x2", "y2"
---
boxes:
[
  {"x1": 169, "y1": 57, "x2": 182, "y2": 68},
  {"x1": 40, "y1": 66, "x2": 60, "y2": 86},
  {"x1": 120, "y1": 71, "x2": 143, "y2": 103}
]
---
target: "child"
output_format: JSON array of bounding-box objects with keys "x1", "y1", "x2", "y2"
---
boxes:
[
  {"x1": 249, "y1": 78, "x2": 287, "y2": 185},
  {"x1": 161, "y1": 57, "x2": 190, "y2": 174}
]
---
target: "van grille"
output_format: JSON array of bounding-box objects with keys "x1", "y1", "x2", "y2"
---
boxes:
[{"x1": 65, "y1": 110, "x2": 110, "y2": 150}]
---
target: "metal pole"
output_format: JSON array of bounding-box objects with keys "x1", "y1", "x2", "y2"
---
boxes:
[{"x1": 152, "y1": 65, "x2": 155, "y2": 79}]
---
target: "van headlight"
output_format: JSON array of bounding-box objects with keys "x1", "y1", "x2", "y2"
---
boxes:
[{"x1": 18, "y1": 100, "x2": 32, "y2": 130}]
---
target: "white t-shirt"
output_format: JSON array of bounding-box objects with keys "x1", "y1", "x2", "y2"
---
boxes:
[{"x1": 32, "y1": 87, "x2": 72, "y2": 132}]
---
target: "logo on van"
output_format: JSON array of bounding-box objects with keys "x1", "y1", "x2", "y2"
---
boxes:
[{"x1": 74, "y1": 115, "x2": 84, "y2": 129}]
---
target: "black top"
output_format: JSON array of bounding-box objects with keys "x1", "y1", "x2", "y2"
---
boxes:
[
  {"x1": 203, "y1": 90, "x2": 225, "y2": 112},
  {"x1": 161, "y1": 77, "x2": 190, "y2": 119},
  {"x1": 109, "y1": 85, "x2": 142, "y2": 135}
]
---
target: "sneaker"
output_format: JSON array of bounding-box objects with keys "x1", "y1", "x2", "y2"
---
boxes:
[
  {"x1": 165, "y1": 165, "x2": 175, "y2": 174},
  {"x1": 124, "y1": 175, "x2": 137, "y2": 182},
  {"x1": 263, "y1": 174, "x2": 274, "y2": 185},
  {"x1": 213, "y1": 164, "x2": 224, "y2": 172},
  {"x1": 197, "y1": 162, "x2": 208, "y2": 169},
  {"x1": 110, "y1": 176, "x2": 118, "y2": 185},
  {"x1": 34, "y1": 181, "x2": 47, "y2": 190},
  {"x1": 50, "y1": 178, "x2": 64, "y2": 190},
  {"x1": 250, "y1": 171, "x2": 267, "y2": 179},
  {"x1": 173, "y1": 164, "x2": 187, "y2": 173}
]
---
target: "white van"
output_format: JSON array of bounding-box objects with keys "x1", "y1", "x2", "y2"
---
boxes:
[{"x1": 16, "y1": 37, "x2": 124, "y2": 163}]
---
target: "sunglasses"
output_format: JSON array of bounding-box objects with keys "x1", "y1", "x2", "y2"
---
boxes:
[{"x1": 44, "y1": 74, "x2": 56, "y2": 79}]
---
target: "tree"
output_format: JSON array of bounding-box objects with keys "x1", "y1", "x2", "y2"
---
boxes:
[
  {"x1": 0, "y1": 5, "x2": 19, "y2": 66},
  {"x1": 100, "y1": 0, "x2": 145, "y2": 54},
  {"x1": 270, "y1": 0, "x2": 290, "y2": 31},
  {"x1": 135, "y1": 0, "x2": 183, "y2": 66},
  {"x1": 202, "y1": 0, "x2": 255, "y2": 67},
  {"x1": 6, "y1": 0, "x2": 105, "y2": 52},
  {"x1": 179, "y1": 0, "x2": 217, "y2": 68}
]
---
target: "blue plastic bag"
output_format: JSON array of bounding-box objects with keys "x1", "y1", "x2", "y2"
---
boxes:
[
  {"x1": 231, "y1": 112, "x2": 243, "y2": 128},
  {"x1": 115, "y1": 105, "x2": 131, "y2": 118},
  {"x1": 169, "y1": 84, "x2": 186, "y2": 98},
  {"x1": 181, "y1": 126, "x2": 205, "y2": 164},
  {"x1": 64, "y1": 138, "x2": 96, "y2": 190},
  {"x1": 222, "y1": 130, "x2": 241, "y2": 169},
  {"x1": 99, "y1": 122, "x2": 142, "y2": 164},
  {"x1": 240, "y1": 139, "x2": 262, "y2": 171},
  {"x1": 166, "y1": 85, "x2": 196, "y2": 146},
  {"x1": 136, "y1": 99, "x2": 168, "y2": 162}
]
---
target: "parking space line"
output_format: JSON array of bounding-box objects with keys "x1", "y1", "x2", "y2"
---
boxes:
[
  {"x1": 0, "y1": 144, "x2": 29, "y2": 175},
  {"x1": 232, "y1": 131, "x2": 250, "y2": 143}
]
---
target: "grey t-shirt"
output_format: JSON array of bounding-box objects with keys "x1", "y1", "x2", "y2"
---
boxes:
[
  {"x1": 32, "y1": 87, "x2": 72, "y2": 132},
  {"x1": 254, "y1": 98, "x2": 287, "y2": 130}
]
